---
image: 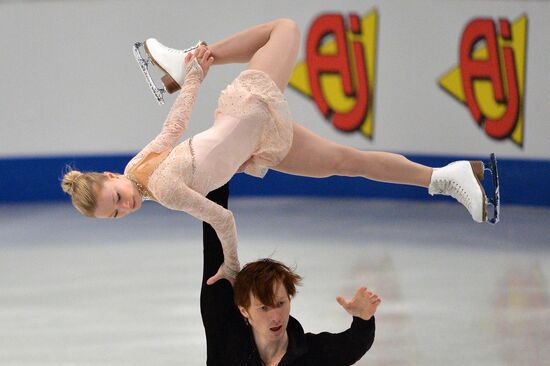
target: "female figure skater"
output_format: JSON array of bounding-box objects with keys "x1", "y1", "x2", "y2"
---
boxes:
[
  {"x1": 62, "y1": 19, "x2": 489, "y2": 284},
  {"x1": 201, "y1": 183, "x2": 380, "y2": 365}
]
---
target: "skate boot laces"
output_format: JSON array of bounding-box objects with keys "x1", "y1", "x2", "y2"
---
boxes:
[{"x1": 432, "y1": 174, "x2": 473, "y2": 211}]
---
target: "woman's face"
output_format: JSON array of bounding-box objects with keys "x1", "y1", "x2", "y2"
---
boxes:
[
  {"x1": 239, "y1": 281, "x2": 291, "y2": 343},
  {"x1": 94, "y1": 173, "x2": 142, "y2": 219}
]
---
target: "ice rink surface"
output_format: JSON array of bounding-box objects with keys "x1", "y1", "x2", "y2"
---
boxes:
[{"x1": 1, "y1": 196, "x2": 549, "y2": 365}]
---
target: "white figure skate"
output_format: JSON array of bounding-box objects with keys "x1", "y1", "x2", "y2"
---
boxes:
[
  {"x1": 429, "y1": 153, "x2": 500, "y2": 224},
  {"x1": 133, "y1": 39, "x2": 207, "y2": 105}
]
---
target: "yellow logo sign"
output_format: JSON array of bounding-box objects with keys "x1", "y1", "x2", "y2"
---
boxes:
[
  {"x1": 439, "y1": 16, "x2": 527, "y2": 147},
  {"x1": 289, "y1": 11, "x2": 378, "y2": 138}
]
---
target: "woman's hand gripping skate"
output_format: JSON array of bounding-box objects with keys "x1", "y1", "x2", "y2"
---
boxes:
[
  {"x1": 337, "y1": 286, "x2": 381, "y2": 321},
  {"x1": 185, "y1": 45, "x2": 214, "y2": 80}
]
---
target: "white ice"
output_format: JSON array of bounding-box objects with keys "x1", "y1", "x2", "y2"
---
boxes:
[{"x1": 1, "y1": 197, "x2": 549, "y2": 365}]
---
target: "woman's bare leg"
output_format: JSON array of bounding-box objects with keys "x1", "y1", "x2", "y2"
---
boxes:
[
  {"x1": 208, "y1": 21, "x2": 277, "y2": 64},
  {"x1": 208, "y1": 19, "x2": 300, "y2": 91},
  {"x1": 245, "y1": 19, "x2": 300, "y2": 91},
  {"x1": 274, "y1": 122, "x2": 433, "y2": 188}
]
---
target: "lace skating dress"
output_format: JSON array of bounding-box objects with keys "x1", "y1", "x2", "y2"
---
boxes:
[{"x1": 124, "y1": 60, "x2": 294, "y2": 278}]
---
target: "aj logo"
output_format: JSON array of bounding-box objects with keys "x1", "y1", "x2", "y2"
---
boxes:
[
  {"x1": 439, "y1": 16, "x2": 527, "y2": 147},
  {"x1": 289, "y1": 11, "x2": 378, "y2": 138}
]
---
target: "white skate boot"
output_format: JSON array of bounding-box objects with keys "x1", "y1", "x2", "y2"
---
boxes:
[
  {"x1": 133, "y1": 39, "x2": 206, "y2": 104},
  {"x1": 429, "y1": 160, "x2": 487, "y2": 223}
]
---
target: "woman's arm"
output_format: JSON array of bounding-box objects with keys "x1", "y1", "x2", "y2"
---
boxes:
[
  {"x1": 157, "y1": 181, "x2": 240, "y2": 283},
  {"x1": 201, "y1": 185, "x2": 248, "y2": 361},
  {"x1": 144, "y1": 59, "x2": 204, "y2": 153},
  {"x1": 201, "y1": 186, "x2": 246, "y2": 329},
  {"x1": 126, "y1": 50, "x2": 214, "y2": 173}
]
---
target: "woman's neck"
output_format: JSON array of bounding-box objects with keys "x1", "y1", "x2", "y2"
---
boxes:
[
  {"x1": 253, "y1": 330, "x2": 288, "y2": 366},
  {"x1": 125, "y1": 173, "x2": 152, "y2": 201}
]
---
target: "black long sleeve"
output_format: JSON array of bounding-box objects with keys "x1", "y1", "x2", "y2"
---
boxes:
[
  {"x1": 201, "y1": 184, "x2": 246, "y2": 365},
  {"x1": 304, "y1": 316, "x2": 375, "y2": 365}
]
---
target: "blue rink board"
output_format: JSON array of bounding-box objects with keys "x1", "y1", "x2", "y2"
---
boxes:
[{"x1": 0, "y1": 154, "x2": 548, "y2": 206}]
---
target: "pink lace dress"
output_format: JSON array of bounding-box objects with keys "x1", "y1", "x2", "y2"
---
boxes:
[{"x1": 124, "y1": 60, "x2": 293, "y2": 278}]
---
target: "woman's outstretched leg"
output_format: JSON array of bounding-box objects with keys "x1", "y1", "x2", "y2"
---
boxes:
[
  {"x1": 275, "y1": 122, "x2": 432, "y2": 187},
  {"x1": 274, "y1": 122, "x2": 487, "y2": 223}
]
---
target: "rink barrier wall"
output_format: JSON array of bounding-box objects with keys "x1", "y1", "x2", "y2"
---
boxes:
[{"x1": 0, "y1": 154, "x2": 548, "y2": 206}]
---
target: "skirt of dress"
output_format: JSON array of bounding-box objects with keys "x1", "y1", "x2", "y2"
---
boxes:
[{"x1": 215, "y1": 69, "x2": 294, "y2": 178}]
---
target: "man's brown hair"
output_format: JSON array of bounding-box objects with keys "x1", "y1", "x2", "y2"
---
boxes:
[{"x1": 234, "y1": 258, "x2": 302, "y2": 309}]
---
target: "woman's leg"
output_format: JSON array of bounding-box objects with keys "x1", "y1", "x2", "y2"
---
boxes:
[
  {"x1": 208, "y1": 21, "x2": 277, "y2": 64},
  {"x1": 209, "y1": 18, "x2": 300, "y2": 91},
  {"x1": 274, "y1": 122, "x2": 433, "y2": 188}
]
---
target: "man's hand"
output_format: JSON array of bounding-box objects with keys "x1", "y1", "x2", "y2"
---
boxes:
[
  {"x1": 336, "y1": 287, "x2": 381, "y2": 321},
  {"x1": 185, "y1": 45, "x2": 214, "y2": 78}
]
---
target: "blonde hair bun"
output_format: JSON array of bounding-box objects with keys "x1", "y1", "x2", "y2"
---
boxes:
[{"x1": 61, "y1": 170, "x2": 82, "y2": 195}]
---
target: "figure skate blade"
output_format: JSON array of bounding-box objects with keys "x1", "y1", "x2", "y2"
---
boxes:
[
  {"x1": 132, "y1": 41, "x2": 166, "y2": 105},
  {"x1": 484, "y1": 153, "x2": 500, "y2": 225}
]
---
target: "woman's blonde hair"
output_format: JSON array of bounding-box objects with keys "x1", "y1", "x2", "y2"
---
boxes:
[{"x1": 61, "y1": 168, "x2": 107, "y2": 217}]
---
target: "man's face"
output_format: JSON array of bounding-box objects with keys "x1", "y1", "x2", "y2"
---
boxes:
[{"x1": 239, "y1": 281, "x2": 291, "y2": 342}]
